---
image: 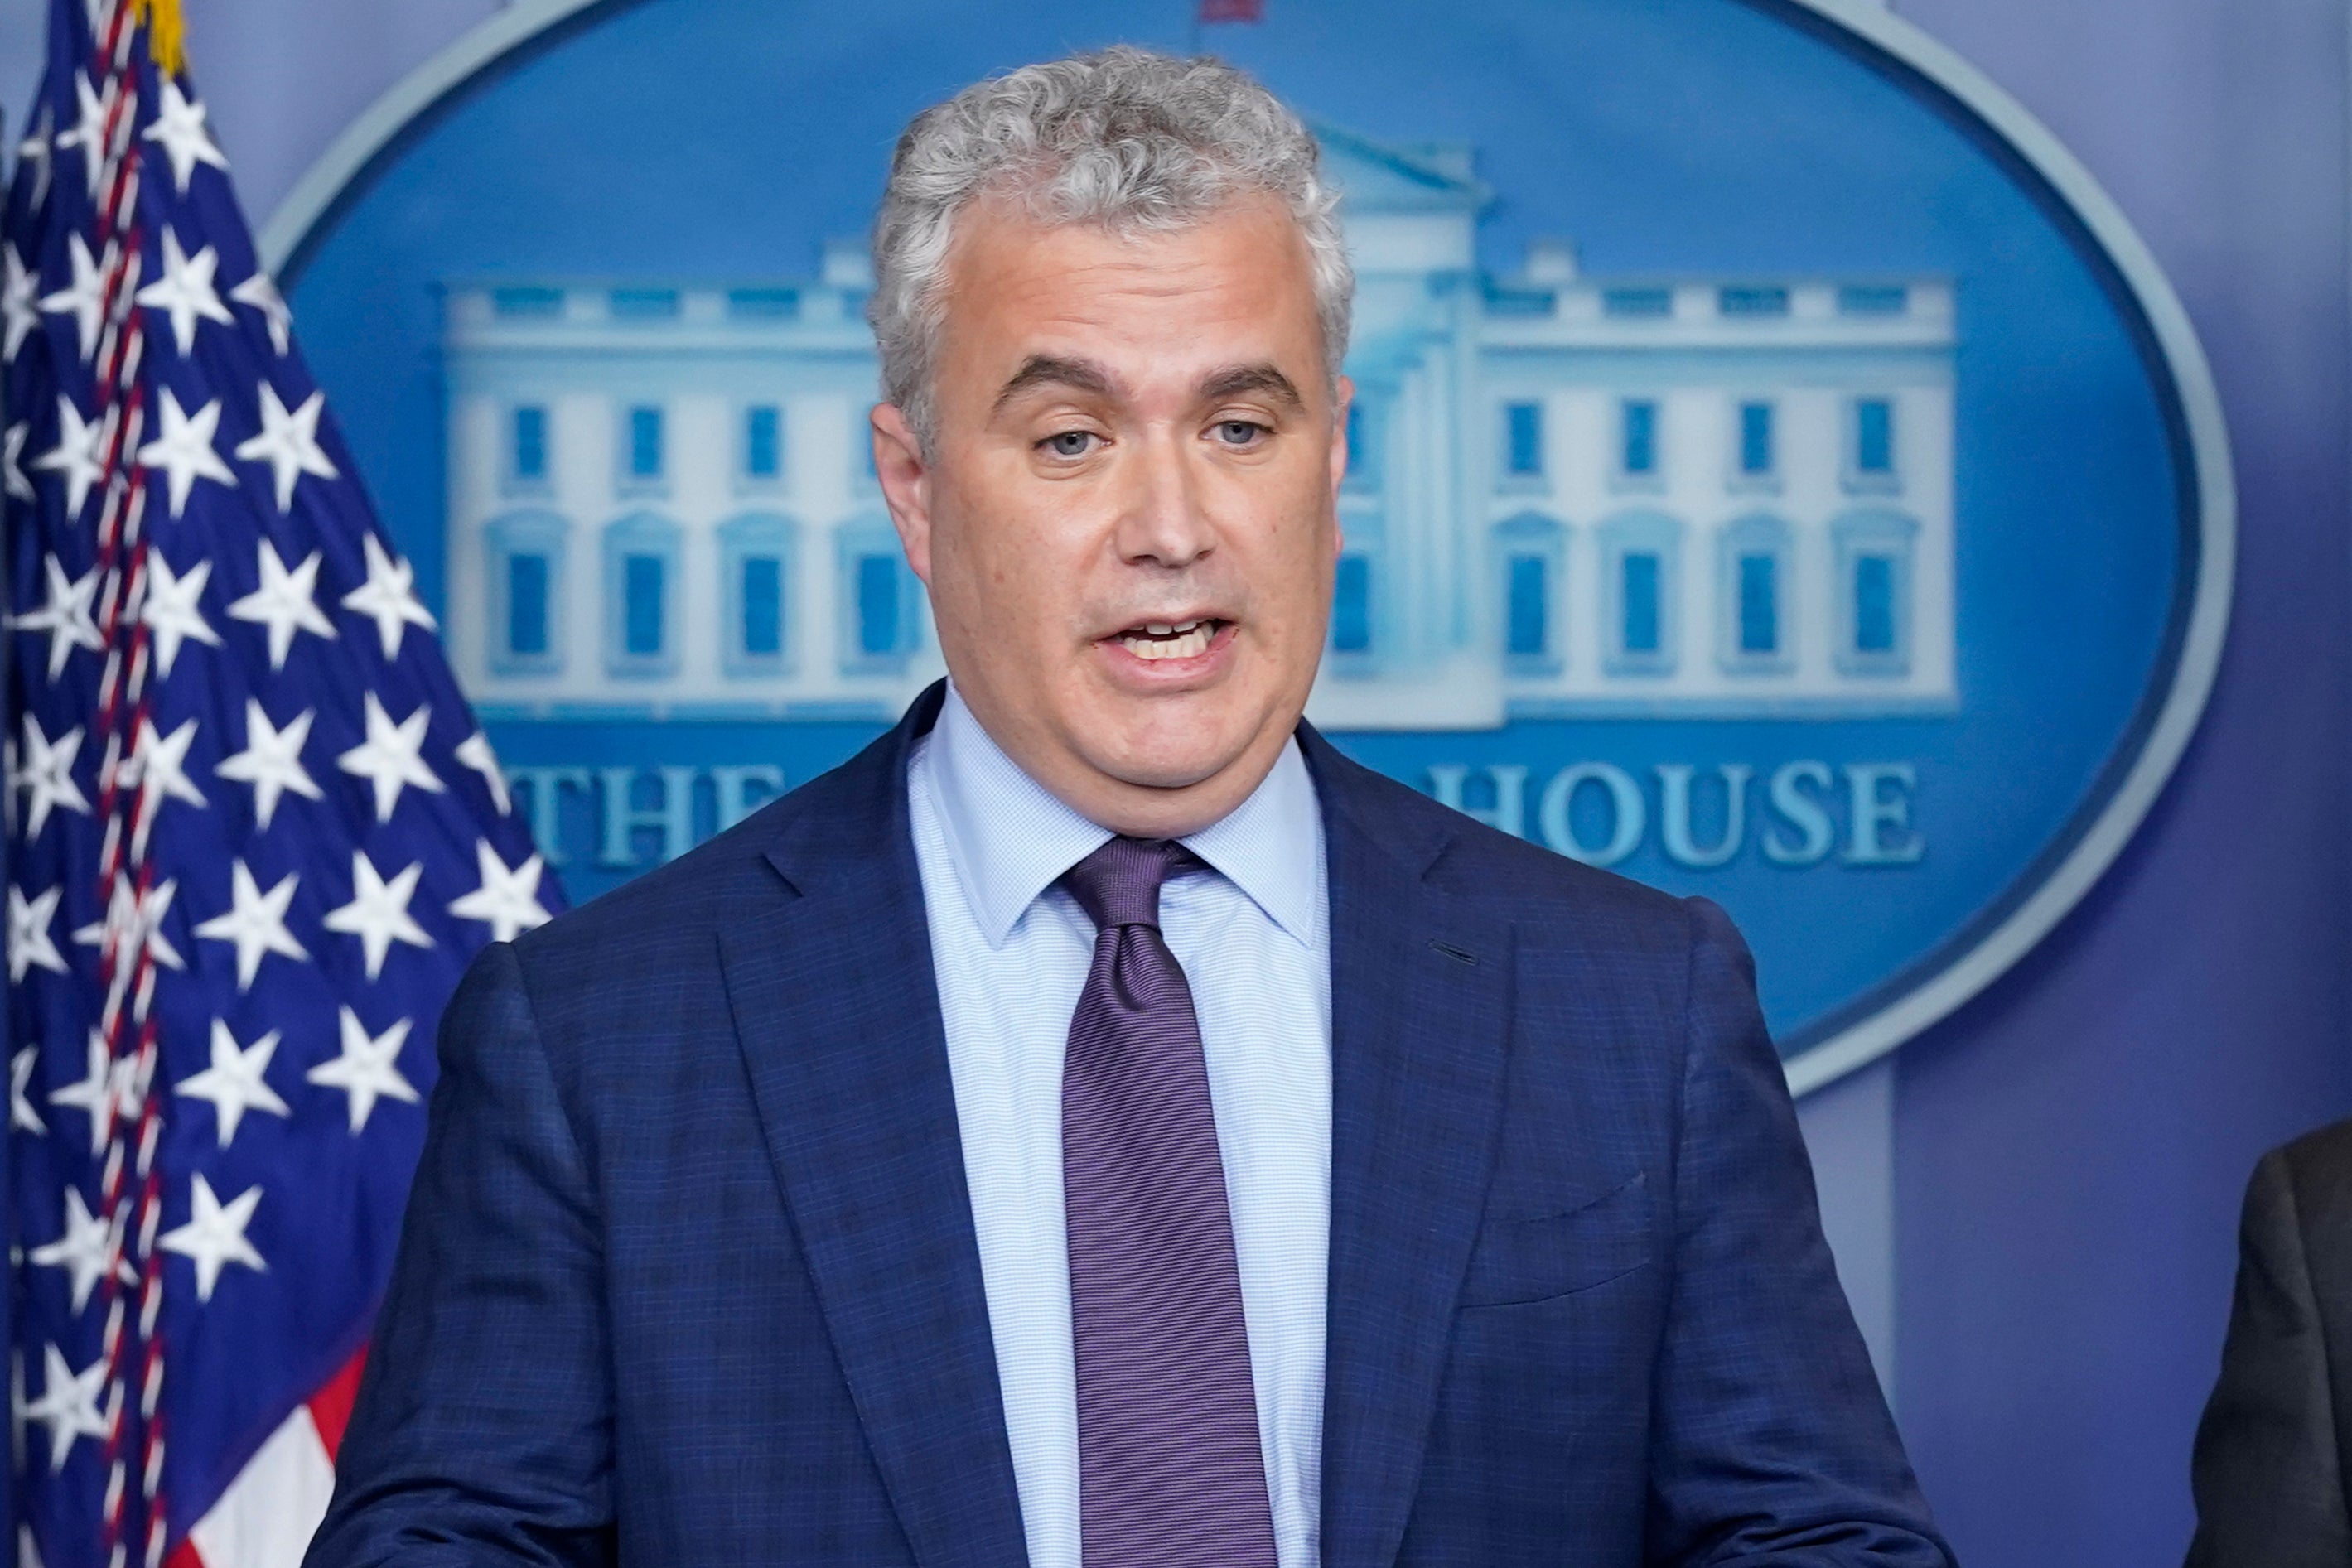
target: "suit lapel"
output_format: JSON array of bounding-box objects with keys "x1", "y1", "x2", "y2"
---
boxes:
[
  {"x1": 1306, "y1": 731, "x2": 1515, "y2": 1568},
  {"x1": 718, "y1": 687, "x2": 1031, "y2": 1568}
]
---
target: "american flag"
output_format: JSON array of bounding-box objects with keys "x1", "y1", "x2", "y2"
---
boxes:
[{"x1": 1, "y1": 2, "x2": 564, "y2": 1564}]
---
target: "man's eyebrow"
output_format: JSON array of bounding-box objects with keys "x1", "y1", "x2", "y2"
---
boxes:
[
  {"x1": 992, "y1": 355, "x2": 1119, "y2": 414},
  {"x1": 1197, "y1": 363, "x2": 1305, "y2": 413}
]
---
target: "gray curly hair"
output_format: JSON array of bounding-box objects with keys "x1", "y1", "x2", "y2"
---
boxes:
[{"x1": 868, "y1": 46, "x2": 1354, "y2": 451}]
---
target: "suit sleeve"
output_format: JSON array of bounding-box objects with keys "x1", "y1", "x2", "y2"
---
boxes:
[
  {"x1": 2185, "y1": 1149, "x2": 2352, "y2": 1567},
  {"x1": 1644, "y1": 897, "x2": 1954, "y2": 1566},
  {"x1": 303, "y1": 942, "x2": 616, "y2": 1568}
]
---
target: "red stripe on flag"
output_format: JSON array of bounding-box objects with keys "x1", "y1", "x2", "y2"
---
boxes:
[
  {"x1": 164, "y1": 1540, "x2": 204, "y2": 1568},
  {"x1": 1198, "y1": 0, "x2": 1263, "y2": 20},
  {"x1": 307, "y1": 1350, "x2": 369, "y2": 1461}
]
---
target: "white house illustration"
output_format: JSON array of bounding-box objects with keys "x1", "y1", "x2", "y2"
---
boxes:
[{"x1": 440, "y1": 124, "x2": 1955, "y2": 730}]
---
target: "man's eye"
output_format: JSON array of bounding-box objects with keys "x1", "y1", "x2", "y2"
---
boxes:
[
  {"x1": 1213, "y1": 420, "x2": 1268, "y2": 446},
  {"x1": 1042, "y1": 431, "x2": 1098, "y2": 458}
]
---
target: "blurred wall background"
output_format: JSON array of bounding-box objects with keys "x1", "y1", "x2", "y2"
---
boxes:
[{"x1": 0, "y1": 0, "x2": 2344, "y2": 1561}]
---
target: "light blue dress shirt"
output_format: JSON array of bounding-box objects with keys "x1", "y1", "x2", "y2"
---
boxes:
[{"x1": 906, "y1": 683, "x2": 1332, "y2": 1568}]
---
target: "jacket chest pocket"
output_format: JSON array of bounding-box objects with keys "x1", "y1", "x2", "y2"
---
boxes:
[{"x1": 1458, "y1": 1169, "x2": 1652, "y2": 1308}]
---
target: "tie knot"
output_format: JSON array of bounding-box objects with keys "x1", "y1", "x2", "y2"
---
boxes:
[{"x1": 1061, "y1": 837, "x2": 1198, "y2": 933}]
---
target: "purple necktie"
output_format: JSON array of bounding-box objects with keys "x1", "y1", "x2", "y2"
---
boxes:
[{"x1": 1060, "y1": 837, "x2": 1280, "y2": 1568}]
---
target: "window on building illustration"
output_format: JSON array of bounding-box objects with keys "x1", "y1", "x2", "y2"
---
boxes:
[
  {"x1": 602, "y1": 513, "x2": 679, "y2": 677},
  {"x1": 486, "y1": 510, "x2": 567, "y2": 677},
  {"x1": 727, "y1": 287, "x2": 798, "y2": 320},
  {"x1": 1603, "y1": 287, "x2": 1673, "y2": 318},
  {"x1": 510, "y1": 405, "x2": 548, "y2": 485},
  {"x1": 1738, "y1": 402, "x2": 1774, "y2": 477},
  {"x1": 1507, "y1": 555, "x2": 1548, "y2": 658},
  {"x1": 610, "y1": 287, "x2": 680, "y2": 320},
  {"x1": 1720, "y1": 286, "x2": 1789, "y2": 316},
  {"x1": 1503, "y1": 401, "x2": 1544, "y2": 479},
  {"x1": 743, "y1": 405, "x2": 782, "y2": 483},
  {"x1": 622, "y1": 555, "x2": 664, "y2": 657},
  {"x1": 491, "y1": 286, "x2": 562, "y2": 318},
  {"x1": 857, "y1": 554, "x2": 901, "y2": 657},
  {"x1": 1839, "y1": 285, "x2": 1908, "y2": 316},
  {"x1": 1853, "y1": 556, "x2": 1896, "y2": 654},
  {"x1": 1622, "y1": 553, "x2": 1661, "y2": 654},
  {"x1": 625, "y1": 405, "x2": 665, "y2": 483},
  {"x1": 1600, "y1": 511, "x2": 1678, "y2": 674},
  {"x1": 1331, "y1": 555, "x2": 1372, "y2": 654},
  {"x1": 1738, "y1": 553, "x2": 1778, "y2": 654},
  {"x1": 1853, "y1": 397, "x2": 1896, "y2": 479},
  {"x1": 508, "y1": 553, "x2": 549, "y2": 657},
  {"x1": 737, "y1": 558, "x2": 780, "y2": 656},
  {"x1": 1620, "y1": 399, "x2": 1659, "y2": 477},
  {"x1": 720, "y1": 514, "x2": 794, "y2": 675},
  {"x1": 1833, "y1": 509, "x2": 1916, "y2": 676}
]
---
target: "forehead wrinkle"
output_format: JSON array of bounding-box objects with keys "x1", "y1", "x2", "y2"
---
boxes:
[{"x1": 990, "y1": 353, "x2": 1124, "y2": 417}]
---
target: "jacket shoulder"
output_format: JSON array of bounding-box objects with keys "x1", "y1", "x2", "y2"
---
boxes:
[
  {"x1": 1327, "y1": 749, "x2": 1694, "y2": 937},
  {"x1": 500, "y1": 750, "x2": 864, "y2": 982}
]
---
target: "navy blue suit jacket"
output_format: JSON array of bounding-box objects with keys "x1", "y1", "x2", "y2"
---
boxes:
[{"x1": 307, "y1": 685, "x2": 1950, "y2": 1566}]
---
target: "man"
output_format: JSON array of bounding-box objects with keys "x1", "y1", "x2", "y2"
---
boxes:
[
  {"x1": 310, "y1": 47, "x2": 1950, "y2": 1567},
  {"x1": 2186, "y1": 1118, "x2": 2352, "y2": 1566}
]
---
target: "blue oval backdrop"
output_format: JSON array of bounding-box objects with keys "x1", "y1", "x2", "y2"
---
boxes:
[{"x1": 275, "y1": 0, "x2": 2230, "y2": 1089}]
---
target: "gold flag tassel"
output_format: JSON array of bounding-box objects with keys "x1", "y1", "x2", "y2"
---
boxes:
[{"x1": 135, "y1": 0, "x2": 187, "y2": 77}]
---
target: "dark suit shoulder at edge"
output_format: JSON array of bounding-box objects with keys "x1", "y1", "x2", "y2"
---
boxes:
[
  {"x1": 1324, "y1": 746, "x2": 1693, "y2": 934},
  {"x1": 502, "y1": 752, "x2": 852, "y2": 964},
  {"x1": 2272, "y1": 1118, "x2": 2352, "y2": 1233}
]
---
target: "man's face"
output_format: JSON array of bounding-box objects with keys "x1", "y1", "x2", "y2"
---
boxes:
[{"x1": 873, "y1": 194, "x2": 1349, "y2": 838}]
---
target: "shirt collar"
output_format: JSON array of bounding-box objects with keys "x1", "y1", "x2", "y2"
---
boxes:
[{"x1": 920, "y1": 681, "x2": 1323, "y2": 949}]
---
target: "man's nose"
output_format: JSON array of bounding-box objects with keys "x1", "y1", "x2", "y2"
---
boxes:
[{"x1": 1113, "y1": 427, "x2": 1215, "y2": 569}]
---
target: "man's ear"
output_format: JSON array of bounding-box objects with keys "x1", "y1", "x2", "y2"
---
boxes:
[
  {"x1": 1327, "y1": 374, "x2": 1355, "y2": 501},
  {"x1": 872, "y1": 402, "x2": 934, "y2": 585}
]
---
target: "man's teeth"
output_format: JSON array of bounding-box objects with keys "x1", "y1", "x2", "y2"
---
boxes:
[{"x1": 1118, "y1": 619, "x2": 1215, "y2": 660}]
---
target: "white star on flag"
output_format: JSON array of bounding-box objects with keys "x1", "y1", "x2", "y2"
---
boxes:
[
  {"x1": 73, "y1": 873, "x2": 186, "y2": 972},
  {"x1": 139, "y1": 548, "x2": 222, "y2": 677},
  {"x1": 321, "y1": 852, "x2": 433, "y2": 981},
  {"x1": 29, "y1": 397, "x2": 104, "y2": 519},
  {"x1": 2, "y1": 244, "x2": 40, "y2": 361},
  {"x1": 309, "y1": 1008, "x2": 420, "y2": 1134},
  {"x1": 53, "y1": 71, "x2": 109, "y2": 203},
  {"x1": 191, "y1": 861, "x2": 308, "y2": 991},
  {"x1": 138, "y1": 387, "x2": 237, "y2": 518},
  {"x1": 448, "y1": 842, "x2": 553, "y2": 943},
  {"x1": 176, "y1": 1021, "x2": 292, "y2": 1147},
  {"x1": 36, "y1": 233, "x2": 106, "y2": 363},
  {"x1": 226, "y1": 541, "x2": 336, "y2": 669},
  {"x1": 142, "y1": 77, "x2": 230, "y2": 193},
  {"x1": 456, "y1": 730, "x2": 512, "y2": 815},
  {"x1": 337, "y1": 692, "x2": 444, "y2": 823},
  {"x1": 29, "y1": 1188, "x2": 133, "y2": 1314},
  {"x1": 12, "y1": 554, "x2": 103, "y2": 678},
  {"x1": 13, "y1": 102, "x2": 51, "y2": 211},
  {"x1": 133, "y1": 226, "x2": 233, "y2": 355},
  {"x1": 342, "y1": 534, "x2": 437, "y2": 659},
  {"x1": 46, "y1": 1030, "x2": 129, "y2": 1155},
  {"x1": 122, "y1": 715, "x2": 205, "y2": 855},
  {"x1": 7, "y1": 885, "x2": 67, "y2": 982},
  {"x1": 213, "y1": 699, "x2": 321, "y2": 830},
  {"x1": 159, "y1": 1175, "x2": 266, "y2": 1304},
  {"x1": 2, "y1": 422, "x2": 33, "y2": 502},
  {"x1": 22, "y1": 1344, "x2": 109, "y2": 1473},
  {"x1": 229, "y1": 268, "x2": 292, "y2": 356},
  {"x1": 15, "y1": 716, "x2": 90, "y2": 837},
  {"x1": 234, "y1": 382, "x2": 339, "y2": 512},
  {"x1": 11, "y1": 1047, "x2": 46, "y2": 1136}
]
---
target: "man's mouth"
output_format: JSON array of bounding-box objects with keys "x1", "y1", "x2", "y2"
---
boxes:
[{"x1": 1112, "y1": 617, "x2": 1225, "y2": 661}]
